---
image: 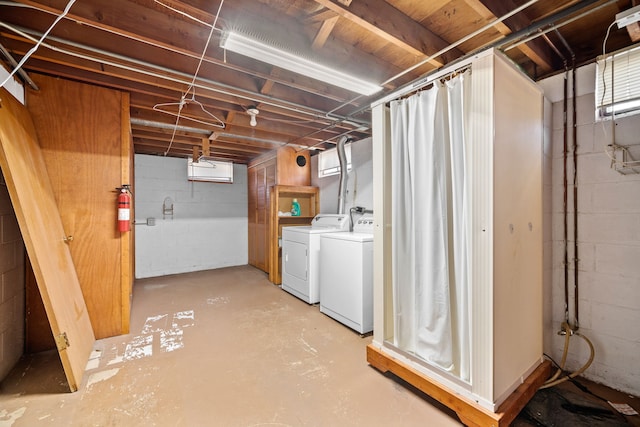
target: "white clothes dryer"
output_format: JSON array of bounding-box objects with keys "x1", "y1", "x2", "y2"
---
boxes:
[
  {"x1": 319, "y1": 215, "x2": 374, "y2": 334},
  {"x1": 281, "y1": 214, "x2": 349, "y2": 304}
]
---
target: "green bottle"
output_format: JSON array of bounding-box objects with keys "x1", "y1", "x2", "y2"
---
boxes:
[{"x1": 291, "y1": 198, "x2": 301, "y2": 216}]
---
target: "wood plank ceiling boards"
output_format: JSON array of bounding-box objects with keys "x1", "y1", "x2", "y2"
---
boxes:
[{"x1": 0, "y1": 0, "x2": 637, "y2": 162}]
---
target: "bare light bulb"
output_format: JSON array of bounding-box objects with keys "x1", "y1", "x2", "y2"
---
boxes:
[{"x1": 247, "y1": 106, "x2": 259, "y2": 127}]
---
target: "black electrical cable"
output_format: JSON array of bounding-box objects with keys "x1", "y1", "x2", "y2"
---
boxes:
[{"x1": 543, "y1": 353, "x2": 608, "y2": 403}]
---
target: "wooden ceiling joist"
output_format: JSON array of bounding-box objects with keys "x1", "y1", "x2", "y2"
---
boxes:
[{"x1": 310, "y1": 0, "x2": 463, "y2": 66}]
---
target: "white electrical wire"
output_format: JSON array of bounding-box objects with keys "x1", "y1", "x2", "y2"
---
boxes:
[
  {"x1": 153, "y1": 0, "x2": 214, "y2": 28},
  {"x1": 0, "y1": 0, "x2": 76, "y2": 89},
  {"x1": 599, "y1": 20, "x2": 640, "y2": 169},
  {"x1": 599, "y1": 21, "x2": 616, "y2": 115}
]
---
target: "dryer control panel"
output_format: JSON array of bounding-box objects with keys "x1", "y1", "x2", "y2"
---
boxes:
[{"x1": 353, "y1": 214, "x2": 374, "y2": 233}]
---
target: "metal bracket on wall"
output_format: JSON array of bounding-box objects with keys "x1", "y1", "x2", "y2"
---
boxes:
[
  {"x1": 163, "y1": 197, "x2": 174, "y2": 219},
  {"x1": 609, "y1": 142, "x2": 640, "y2": 174}
]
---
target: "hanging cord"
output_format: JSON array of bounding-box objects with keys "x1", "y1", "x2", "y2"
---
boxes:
[
  {"x1": 0, "y1": 0, "x2": 76, "y2": 89},
  {"x1": 164, "y1": 0, "x2": 225, "y2": 156},
  {"x1": 599, "y1": 21, "x2": 640, "y2": 169}
]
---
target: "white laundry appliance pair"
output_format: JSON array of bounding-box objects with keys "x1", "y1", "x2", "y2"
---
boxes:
[
  {"x1": 281, "y1": 214, "x2": 349, "y2": 304},
  {"x1": 319, "y1": 214, "x2": 374, "y2": 334}
]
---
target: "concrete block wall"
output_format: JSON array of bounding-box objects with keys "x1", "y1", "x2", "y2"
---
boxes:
[
  {"x1": 540, "y1": 64, "x2": 640, "y2": 396},
  {"x1": 134, "y1": 155, "x2": 248, "y2": 278},
  {"x1": 0, "y1": 171, "x2": 25, "y2": 380}
]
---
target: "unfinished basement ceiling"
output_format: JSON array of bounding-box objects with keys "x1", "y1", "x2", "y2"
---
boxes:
[{"x1": 0, "y1": 0, "x2": 638, "y2": 163}]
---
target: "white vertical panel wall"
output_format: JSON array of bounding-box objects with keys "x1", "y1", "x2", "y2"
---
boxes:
[
  {"x1": 134, "y1": 154, "x2": 248, "y2": 278},
  {"x1": 490, "y1": 53, "x2": 544, "y2": 404},
  {"x1": 467, "y1": 50, "x2": 496, "y2": 404},
  {"x1": 371, "y1": 104, "x2": 392, "y2": 345}
]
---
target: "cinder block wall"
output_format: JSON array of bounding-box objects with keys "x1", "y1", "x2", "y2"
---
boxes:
[
  {"x1": 0, "y1": 170, "x2": 25, "y2": 380},
  {"x1": 134, "y1": 154, "x2": 248, "y2": 278},
  {"x1": 541, "y1": 65, "x2": 640, "y2": 396}
]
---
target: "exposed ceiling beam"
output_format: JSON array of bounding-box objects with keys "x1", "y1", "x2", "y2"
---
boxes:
[
  {"x1": 312, "y1": 15, "x2": 340, "y2": 50},
  {"x1": 470, "y1": 0, "x2": 558, "y2": 72},
  {"x1": 310, "y1": 0, "x2": 464, "y2": 66},
  {"x1": 9, "y1": 0, "x2": 385, "y2": 102}
]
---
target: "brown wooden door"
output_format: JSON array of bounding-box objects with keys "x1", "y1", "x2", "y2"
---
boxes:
[{"x1": 0, "y1": 87, "x2": 95, "y2": 391}]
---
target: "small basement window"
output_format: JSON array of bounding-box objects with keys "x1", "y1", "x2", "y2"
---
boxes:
[
  {"x1": 596, "y1": 43, "x2": 640, "y2": 120},
  {"x1": 317, "y1": 144, "x2": 352, "y2": 178},
  {"x1": 187, "y1": 158, "x2": 233, "y2": 183}
]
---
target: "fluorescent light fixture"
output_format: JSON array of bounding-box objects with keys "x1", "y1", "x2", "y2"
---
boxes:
[
  {"x1": 616, "y1": 4, "x2": 640, "y2": 28},
  {"x1": 220, "y1": 31, "x2": 383, "y2": 96}
]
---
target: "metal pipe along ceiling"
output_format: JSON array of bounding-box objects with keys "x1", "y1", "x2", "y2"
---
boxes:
[{"x1": 0, "y1": 20, "x2": 370, "y2": 130}]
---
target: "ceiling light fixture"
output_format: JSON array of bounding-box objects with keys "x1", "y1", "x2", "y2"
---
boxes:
[
  {"x1": 220, "y1": 31, "x2": 383, "y2": 96},
  {"x1": 247, "y1": 106, "x2": 259, "y2": 127}
]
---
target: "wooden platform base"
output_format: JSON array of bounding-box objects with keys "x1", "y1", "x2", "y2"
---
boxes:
[{"x1": 367, "y1": 344, "x2": 551, "y2": 427}]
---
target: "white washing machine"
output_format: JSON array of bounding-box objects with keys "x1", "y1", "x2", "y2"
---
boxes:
[
  {"x1": 281, "y1": 214, "x2": 349, "y2": 304},
  {"x1": 319, "y1": 214, "x2": 374, "y2": 334}
]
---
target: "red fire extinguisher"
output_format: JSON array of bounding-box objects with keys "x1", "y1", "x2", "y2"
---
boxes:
[{"x1": 117, "y1": 185, "x2": 131, "y2": 232}]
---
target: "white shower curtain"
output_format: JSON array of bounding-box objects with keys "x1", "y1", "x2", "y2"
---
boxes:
[{"x1": 390, "y1": 71, "x2": 471, "y2": 382}]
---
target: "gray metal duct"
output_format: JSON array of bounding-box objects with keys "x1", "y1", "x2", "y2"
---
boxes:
[{"x1": 336, "y1": 135, "x2": 351, "y2": 215}]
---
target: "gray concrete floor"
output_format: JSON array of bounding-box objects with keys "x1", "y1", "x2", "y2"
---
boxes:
[
  {"x1": 0, "y1": 266, "x2": 462, "y2": 426},
  {"x1": 1, "y1": 265, "x2": 638, "y2": 426}
]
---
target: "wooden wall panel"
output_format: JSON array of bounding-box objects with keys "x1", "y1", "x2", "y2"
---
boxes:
[
  {"x1": 0, "y1": 87, "x2": 94, "y2": 391},
  {"x1": 277, "y1": 146, "x2": 310, "y2": 186},
  {"x1": 247, "y1": 146, "x2": 310, "y2": 275},
  {"x1": 26, "y1": 74, "x2": 131, "y2": 339},
  {"x1": 120, "y1": 94, "x2": 133, "y2": 335}
]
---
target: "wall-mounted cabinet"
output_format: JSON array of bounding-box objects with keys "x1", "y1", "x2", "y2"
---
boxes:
[
  {"x1": 268, "y1": 185, "x2": 319, "y2": 284},
  {"x1": 248, "y1": 146, "x2": 310, "y2": 274}
]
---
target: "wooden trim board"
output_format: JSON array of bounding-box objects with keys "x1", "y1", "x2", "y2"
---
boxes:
[{"x1": 367, "y1": 344, "x2": 550, "y2": 427}]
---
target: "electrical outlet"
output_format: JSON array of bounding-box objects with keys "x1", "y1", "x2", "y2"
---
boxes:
[{"x1": 616, "y1": 4, "x2": 640, "y2": 28}]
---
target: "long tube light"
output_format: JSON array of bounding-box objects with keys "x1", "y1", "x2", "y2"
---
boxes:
[{"x1": 220, "y1": 31, "x2": 383, "y2": 96}]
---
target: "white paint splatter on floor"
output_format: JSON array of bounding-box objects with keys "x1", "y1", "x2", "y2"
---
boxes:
[
  {"x1": 141, "y1": 314, "x2": 169, "y2": 334},
  {"x1": 172, "y1": 310, "x2": 194, "y2": 328},
  {"x1": 85, "y1": 349, "x2": 102, "y2": 371},
  {"x1": 207, "y1": 296, "x2": 230, "y2": 306},
  {"x1": 87, "y1": 310, "x2": 196, "y2": 375},
  {"x1": 107, "y1": 355, "x2": 124, "y2": 366},
  {"x1": 160, "y1": 328, "x2": 184, "y2": 352},
  {"x1": 298, "y1": 337, "x2": 318, "y2": 355},
  {"x1": 124, "y1": 335, "x2": 153, "y2": 360},
  {"x1": 0, "y1": 407, "x2": 26, "y2": 427},
  {"x1": 86, "y1": 368, "x2": 120, "y2": 389}
]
